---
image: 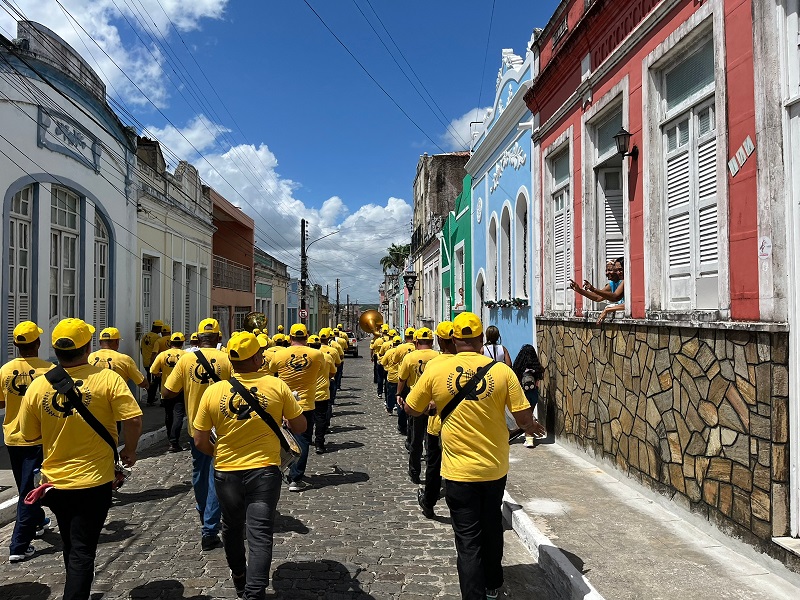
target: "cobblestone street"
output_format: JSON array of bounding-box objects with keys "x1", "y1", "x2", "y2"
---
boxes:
[{"x1": 0, "y1": 350, "x2": 554, "y2": 599}]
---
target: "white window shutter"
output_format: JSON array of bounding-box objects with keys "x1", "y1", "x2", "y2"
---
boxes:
[
  {"x1": 565, "y1": 200, "x2": 572, "y2": 311},
  {"x1": 695, "y1": 133, "x2": 718, "y2": 308},
  {"x1": 553, "y1": 203, "x2": 565, "y2": 309},
  {"x1": 603, "y1": 180, "x2": 624, "y2": 264},
  {"x1": 666, "y1": 149, "x2": 692, "y2": 308}
]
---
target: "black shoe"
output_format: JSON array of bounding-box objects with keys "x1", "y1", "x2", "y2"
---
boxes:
[
  {"x1": 315, "y1": 443, "x2": 325, "y2": 455},
  {"x1": 404, "y1": 441, "x2": 412, "y2": 453},
  {"x1": 231, "y1": 571, "x2": 246, "y2": 598},
  {"x1": 201, "y1": 534, "x2": 222, "y2": 551},
  {"x1": 168, "y1": 444, "x2": 183, "y2": 452},
  {"x1": 409, "y1": 471, "x2": 421, "y2": 485},
  {"x1": 397, "y1": 428, "x2": 407, "y2": 436},
  {"x1": 509, "y1": 428, "x2": 524, "y2": 442},
  {"x1": 417, "y1": 489, "x2": 434, "y2": 519}
]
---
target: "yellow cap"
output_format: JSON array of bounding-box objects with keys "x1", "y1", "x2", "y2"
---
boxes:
[
  {"x1": 52, "y1": 318, "x2": 95, "y2": 350},
  {"x1": 198, "y1": 318, "x2": 220, "y2": 334},
  {"x1": 436, "y1": 321, "x2": 454, "y2": 340},
  {"x1": 257, "y1": 333, "x2": 270, "y2": 347},
  {"x1": 332, "y1": 328, "x2": 339, "y2": 335},
  {"x1": 380, "y1": 324, "x2": 389, "y2": 333},
  {"x1": 190, "y1": 332, "x2": 199, "y2": 342},
  {"x1": 13, "y1": 321, "x2": 43, "y2": 344},
  {"x1": 290, "y1": 323, "x2": 308, "y2": 338},
  {"x1": 161, "y1": 324, "x2": 172, "y2": 334},
  {"x1": 277, "y1": 325, "x2": 284, "y2": 332},
  {"x1": 337, "y1": 323, "x2": 343, "y2": 329},
  {"x1": 389, "y1": 329, "x2": 398, "y2": 337},
  {"x1": 404, "y1": 327, "x2": 416, "y2": 338},
  {"x1": 414, "y1": 327, "x2": 433, "y2": 341},
  {"x1": 227, "y1": 332, "x2": 262, "y2": 361},
  {"x1": 272, "y1": 333, "x2": 284, "y2": 343},
  {"x1": 452, "y1": 312, "x2": 483, "y2": 339},
  {"x1": 99, "y1": 327, "x2": 121, "y2": 341},
  {"x1": 308, "y1": 335, "x2": 321, "y2": 345},
  {"x1": 170, "y1": 332, "x2": 186, "y2": 342},
  {"x1": 253, "y1": 328, "x2": 261, "y2": 335},
  {"x1": 153, "y1": 319, "x2": 165, "y2": 328},
  {"x1": 392, "y1": 336, "x2": 402, "y2": 345}
]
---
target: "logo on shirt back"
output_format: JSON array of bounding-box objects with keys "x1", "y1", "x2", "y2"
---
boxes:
[
  {"x1": 92, "y1": 356, "x2": 114, "y2": 370},
  {"x1": 165, "y1": 353, "x2": 180, "y2": 368},
  {"x1": 191, "y1": 358, "x2": 218, "y2": 384},
  {"x1": 288, "y1": 353, "x2": 310, "y2": 372},
  {"x1": 415, "y1": 360, "x2": 426, "y2": 376},
  {"x1": 44, "y1": 380, "x2": 92, "y2": 418},
  {"x1": 220, "y1": 385, "x2": 267, "y2": 421},
  {"x1": 447, "y1": 366, "x2": 495, "y2": 401},
  {"x1": 8, "y1": 368, "x2": 36, "y2": 396}
]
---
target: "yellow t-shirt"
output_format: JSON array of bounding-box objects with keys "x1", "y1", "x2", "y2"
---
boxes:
[
  {"x1": 333, "y1": 338, "x2": 347, "y2": 357},
  {"x1": 154, "y1": 335, "x2": 171, "y2": 357},
  {"x1": 164, "y1": 349, "x2": 233, "y2": 435},
  {"x1": 19, "y1": 364, "x2": 142, "y2": 489},
  {"x1": 423, "y1": 354, "x2": 455, "y2": 436},
  {"x1": 314, "y1": 352, "x2": 337, "y2": 402},
  {"x1": 1, "y1": 356, "x2": 53, "y2": 446},
  {"x1": 378, "y1": 339, "x2": 393, "y2": 358},
  {"x1": 370, "y1": 336, "x2": 383, "y2": 355},
  {"x1": 398, "y1": 348, "x2": 440, "y2": 388},
  {"x1": 193, "y1": 371, "x2": 303, "y2": 471},
  {"x1": 140, "y1": 332, "x2": 160, "y2": 367},
  {"x1": 329, "y1": 340, "x2": 344, "y2": 361},
  {"x1": 260, "y1": 347, "x2": 280, "y2": 375},
  {"x1": 406, "y1": 352, "x2": 529, "y2": 483},
  {"x1": 88, "y1": 349, "x2": 146, "y2": 386},
  {"x1": 382, "y1": 344, "x2": 411, "y2": 383},
  {"x1": 267, "y1": 345, "x2": 325, "y2": 412},
  {"x1": 320, "y1": 345, "x2": 342, "y2": 368},
  {"x1": 149, "y1": 348, "x2": 186, "y2": 395}
]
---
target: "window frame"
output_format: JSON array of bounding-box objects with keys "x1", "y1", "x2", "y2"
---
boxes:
[
  {"x1": 49, "y1": 186, "x2": 81, "y2": 326},
  {"x1": 7, "y1": 186, "x2": 33, "y2": 358}
]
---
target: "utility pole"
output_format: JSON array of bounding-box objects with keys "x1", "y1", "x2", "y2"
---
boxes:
[
  {"x1": 346, "y1": 294, "x2": 350, "y2": 331},
  {"x1": 300, "y1": 219, "x2": 307, "y2": 318},
  {"x1": 335, "y1": 278, "x2": 340, "y2": 326}
]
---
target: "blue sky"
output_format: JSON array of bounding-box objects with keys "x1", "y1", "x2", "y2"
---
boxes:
[{"x1": 0, "y1": 0, "x2": 560, "y2": 303}]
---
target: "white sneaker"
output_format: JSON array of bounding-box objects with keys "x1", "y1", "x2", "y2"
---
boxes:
[
  {"x1": 288, "y1": 480, "x2": 310, "y2": 492},
  {"x1": 10, "y1": 545, "x2": 35, "y2": 563},
  {"x1": 35, "y1": 517, "x2": 52, "y2": 537},
  {"x1": 524, "y1": 436, "x2": 535, "y2": 448}
]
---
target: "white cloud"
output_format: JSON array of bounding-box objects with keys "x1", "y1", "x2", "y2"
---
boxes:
[
  {"x1": 144, "y1": 114, "x2": 229, "y2": 164},
  {"x1": 440, "y1": 106, "x2": 491, "y2": 151},
  {"x1": 153, "y1": 117, "x2": 410, "y2": 303},
  {"x1": 0, "y1": 0, "x2": 228, "y2": 107}
]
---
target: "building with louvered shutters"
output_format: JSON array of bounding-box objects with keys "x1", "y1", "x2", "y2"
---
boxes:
[
  {"x1": 0, "y1": 21, "x2": 138, "y2": 363},
  {"x1": 135, "y1": 137, "x2": 213, "y2": 352},
  {"x1": 467, "y1": 43, "x2": 537, "y2": 359},
  {"x1": 521, "y1": 0, "x2": 797, "y2": 562}
]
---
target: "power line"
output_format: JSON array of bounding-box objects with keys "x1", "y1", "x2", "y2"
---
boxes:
[{"x1": 476, "y1": 0, "x2": 497, "y2": 123}]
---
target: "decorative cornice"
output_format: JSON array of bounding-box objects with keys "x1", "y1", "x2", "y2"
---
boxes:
[{"x1": 489, "y1": 143, "x2": 527, "y2": 193}]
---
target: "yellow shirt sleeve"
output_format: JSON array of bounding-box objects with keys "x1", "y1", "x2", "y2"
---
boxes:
[
  {"x1": 193, "y1": 388, "x2": 214, "y2": 432},
  {"x1": 18, "y1": 390, "x2": 41, "y2": 444},
  {"x1": 406, "y1": 367, "x2": 432, "y2": 414},
  {"x1": 108, "y1": 371, "x2": 143, "y2": 421},
  {"x1": 122, "y1": 355, "x2": 146, "y2": 385},
  {"x1": 149, "y1": 354, "x2": 164, "y2": 377}
]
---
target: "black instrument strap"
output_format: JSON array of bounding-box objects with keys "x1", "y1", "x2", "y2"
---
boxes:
[
  {"x1": 227, "y1": 377, "x2": 291, "y2": 453},
  {"x1": 193, "y1": 350, "x2": 222, "y2": 383},
  {"x1": 439, "y1": 361, "x2": 497, "y2": 423},
  {"x1": 44, "y1": 365, "x2": 120, "y2": 464}
]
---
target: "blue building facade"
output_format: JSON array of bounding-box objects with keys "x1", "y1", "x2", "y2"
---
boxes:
[{"x1": 466, "y1": 43, "x2": 538, "y2": 360}]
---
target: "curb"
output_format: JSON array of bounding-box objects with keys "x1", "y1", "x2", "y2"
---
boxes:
[
  {"x1": 0, "y1": 426, "x2": 168, "y2": 528},
  {"x1": 502, "y1": 490, "x2": 605, "y2": 600}
]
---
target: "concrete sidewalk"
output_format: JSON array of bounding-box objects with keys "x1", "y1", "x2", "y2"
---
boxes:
[{"x1": 503, "y1": 439, "x2": 800, "y2": 600}]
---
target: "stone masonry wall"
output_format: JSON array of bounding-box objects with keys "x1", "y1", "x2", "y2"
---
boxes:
[{"x1": 536, "y1": 319, "x2": 790, "y2": 546}]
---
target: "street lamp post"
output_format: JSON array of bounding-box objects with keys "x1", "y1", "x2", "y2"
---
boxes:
[{"x1": 300, "y1": 221, "x2": 339, "y2": 321}]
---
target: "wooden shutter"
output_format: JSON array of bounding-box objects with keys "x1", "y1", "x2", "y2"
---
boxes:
[
  {"x1": 553, "y1": 193, "x2": 566, "y2": 309},
  {"x1": 665, "y1": 121, "x2": 692, "y2": 309},
  {"x1": 601, "y1": 170, "x2": 624, "y2": 266},
  {"x1": 694, "y1": 103, "x2": 718, "y2": 308}
]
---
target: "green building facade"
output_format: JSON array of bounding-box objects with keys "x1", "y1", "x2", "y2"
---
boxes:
[{"x1": 440, "y1": 175, "x2": 472, "y2": 321}]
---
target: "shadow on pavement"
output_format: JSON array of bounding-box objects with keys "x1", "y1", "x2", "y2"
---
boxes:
[
  {"x1": 501, "y1": 563, "x2": 559, "y2": 599},
  {"x1": 111, "y1": 482, "x2": 192, "y2": 506},
  {"x1": 308, "y1": 467, "x2": 369, "y2": 489},
  {"x1": 329, "y1": 410, "x2": 363, "y2": 418},
  {"x1": 327, "y1": 424, "x2": 366, "y2": 434},
  {"x1": 559, "y1": 547, "x2": 591, "y2": 576},
  {"x1": 129, "y1": 580, "x2": 212, "y2": 600},
  {"x1": 322, "y1": 440, "x2": 365, "y2": 452},
  {"x1": 0, "y1": 582, "x2": 51, "y2": 599},
  {"x1": 99, "y1": 519, "x2": 136, "y2": 544},
  {"x1": 270, "y1": 560, "x2": 375, "y2": 598},
  {"x1": 330, "y1": 401, "x2": 359, "y2": 407},
  {"x1": 274, "y1": 511, "x2": 309, "y2": 534}
]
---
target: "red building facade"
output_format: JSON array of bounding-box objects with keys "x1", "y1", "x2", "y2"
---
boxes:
[{"x1": 526, "y1": 0, "x2": 795, "y2": 561}]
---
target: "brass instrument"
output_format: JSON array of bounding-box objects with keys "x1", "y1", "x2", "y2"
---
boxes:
[
  {"x1": 358, "y1": 310, "x2": 384, "y2": 335},
  {"x1": 243, "y1": 311, "x2": 267, "y2": 333}
]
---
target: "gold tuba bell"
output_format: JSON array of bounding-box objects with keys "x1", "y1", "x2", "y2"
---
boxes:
[
  {"x1": 358, "y1": 310, "x2": 384, "y2": 335},
  {"x1": 243, "y1": 311, "x2": 267, "y2": 333}
]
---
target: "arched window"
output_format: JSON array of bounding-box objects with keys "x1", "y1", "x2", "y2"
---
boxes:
[
  {"x1": 50, "y1": 186, "x2": 80, "y2": 325},
  {"x1": 514, "y1": 193, "x2": 528, "y2": 298},
  {"x1": 500, "y1": 207, "x2": 511, "y2": 300},
  {"x1": 475, "y1": 271, "x2": 486, "y2": 326},
  {"x1": 487, "y1": 217, "x2": 498, "y2": 301},
  {"x1": 93, "y1": 214, "x2": 109, "y2": 335},
  {"x1": 7, "y1": 186, "x2": 33, "y2": 357}
]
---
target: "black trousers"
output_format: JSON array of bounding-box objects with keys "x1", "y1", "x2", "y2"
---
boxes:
[
  {"x1": 147, "y1": 373, "x2": 160, "y2": 405},
  {"x1": 164, "y1": 394, "x2": 186, "y2": 446},
  {"x1": 445, "y1": 476, "x2": 507, "y2": 599},
  {"x1": 313, "y1": 400, "x2": 329, "y2": 446},
  {"x1": 422, "y1": 433, "x2": 442, "y2": 508},
  {"x1": 44, "y1": 482, "x2": 112, "y2": 600},
  {"x1": 407, "y1": 413, "x2": 428, "y2": 478}
]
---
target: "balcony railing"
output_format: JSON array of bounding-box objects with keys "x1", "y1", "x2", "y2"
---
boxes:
[{"x1": 213, "y1": 255, "x2": 252, "y2": 292}]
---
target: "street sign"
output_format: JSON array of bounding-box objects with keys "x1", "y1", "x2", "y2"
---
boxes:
[{"x1": 299, "y1": 309, "x2": 308, "y2": 319}]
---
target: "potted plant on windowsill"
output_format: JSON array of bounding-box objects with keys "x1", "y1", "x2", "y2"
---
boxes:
[
  {"x1": 512, "y1": 297, "x2": 529, "y2": 309},
  {"x1": 484, "y1": 300, "x2": 498, "y2": 309}
]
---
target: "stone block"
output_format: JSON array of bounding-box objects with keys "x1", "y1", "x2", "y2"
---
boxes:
[
  {"x1": 675, "y1": 413, "x2": 690, "y2": 451},
  {"x1": 667, "y1": 432, "x2": 682, "y2": 462},
  {"x1": 754, "y1": 363, "x2": 772, "y2": 407},
  {"x1": 707, "y1": 457, "x2": 732, "y2": 482},
  {"x1": 753, "y1": 463, "x2": 770, "y2": 491},
  {"x1": 703, "y1": 479, "x2": 719, "y2": 507},
  {"x1": 699, "y1": 401, "x2": 718, "y2": 427},
  {"x1": 732, "y1": 488, "x2": 752, "y2": 527},
  {"x1": 772, "y1": 334, "x2": 788, "y2": 364},
  {"x1": 660, "y1": 438, "x2": 672, "y2": 463},
  {"x1": 658, "y1": 371, "x2": 672, "y2": 391},
  {"x1": 731, "y1": 463, "x2": 752, "y2": 492},
  {"x1": 720, "y1": 428, "x2": 738, "y2": 446},
  {"x1": 686, "y1": 432, "x2": 706, "y2": 455},
  {"x1": 685, "y1": 402, "x2": 704, "y2": 432},
  {"x1": 708, "y1": 375, "x2": 728, "y2": 407},
  {"x1": 681, "y1": 336, "x2": 700, "y2": 359},
  {"x1": 706, "y1": 361, "x2": 721, "y2": 380},
  {"x1": 646, "y1": 398, "x2": 661, "y2": 428},
  {"x1": 719, "y1": 359, "x2": 735, "y2": 382},
  {"x1": 696, "y1": 456, "x2": 710, "y2": 485},
  {"x1": 773, "y1": 396, "x2": 788, "y2": 444},
  {"x1": 773, "y1": 443, "x2": 788, "y2": 482},
  {"x1": 619, "y1": 433, "x2": 629, "y2": 458},
  {"x1": 718, "y1": 483, "x2": 733, "y2": 516},
  {"x1": 751, "y1": 488, "x2": 770, "y2": 521},
  {"x1": 774, "y1": 364, "x2": 788, "y2": 397},
  {"x1": 683, "y1": 457, "x2": 696, "y2": 479},
  {"x1": 694, "y1": 376, "x2": 710, "y2": 402},
  {"x1": 662, "y1": 410, "x2": 677, "y2": 432},
  {"x1": 749, "y1": 413, "x2": 770, "y2": 440},
  {"x1": 744, "y1": 342, "x2": 758, "y2": 365},
  {"x1": 632, "y1": 416, "x2": 647, "y2": 440},
  {"x1": 677, "y1": 354, "x2": 704, "y2": 379},
  {"x1": 696, "y1": 344, "x2": 716, "y2": 371},
  {"x1": 752, "y1": 517, "x2": 772, "y2": 540},
  {"x1": 758, "y1": 440, "x2": 770, "y2": 467},
  {"x1": 602, "y1": 423, "x2": 613, "y2": 453},
  {"x1": 609, "y1": 397, "x2": 623, "y2": 420},
  {"x1": 707, "y1": 426, "x2": 722, "y2": 456},
  {"x1": 718, "y1": 400, "x2": 746, "y2": 434},
  {"x1": 724, "y1": 433, "x2": 749, "y2": 466},
  {"x1": 653, "y1": 390, "x2": 673, "y2": 415},
  {"x1": 619, "y1": 407, "x2": 634, "y2": 436},
  {"x1": 757, "y1": 332, "x2": 771, "y2": 363},
  {"x1": 611, "y1": 418, "x2": 622, "y2": 440},
  {"x1": 725, "y1": 384, "x2": 750, "y2": 429},
  {"x1": 734, "y1": 376, "x2": 756, "y2": 407},
  {"x1": 669, "y1": 333, "x2": 681, "y2": 354},
  {"x1": 669, "y1": 463, "x2": 686, "y2": 493},
  {"x1": 686, "y1": 479, "x2": 702, "y2": 502},
  {"x1": 773, "y1": 483, "x2": 790, "y2": 537}
]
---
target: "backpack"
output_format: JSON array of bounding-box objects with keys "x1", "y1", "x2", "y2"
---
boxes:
[{"x1": 520, "y1": 368, "x2": 538, "y2": 392}]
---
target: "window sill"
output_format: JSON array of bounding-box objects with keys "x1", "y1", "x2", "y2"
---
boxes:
[{"x1": 536, "y1": 312, "x2": 788, "y2": 333}]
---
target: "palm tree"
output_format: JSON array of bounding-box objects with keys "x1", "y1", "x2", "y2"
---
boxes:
[{"x1": 380, "y1": 243, "x2": 411, "y2": 275}]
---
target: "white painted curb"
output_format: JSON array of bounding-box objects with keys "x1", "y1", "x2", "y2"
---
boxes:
[
  {"x1": 502, "y1": 490, "x2": 605, "y2": 600},
  {"x1": 0, "y1": 426, "x2": 168, "y2": 528}
]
